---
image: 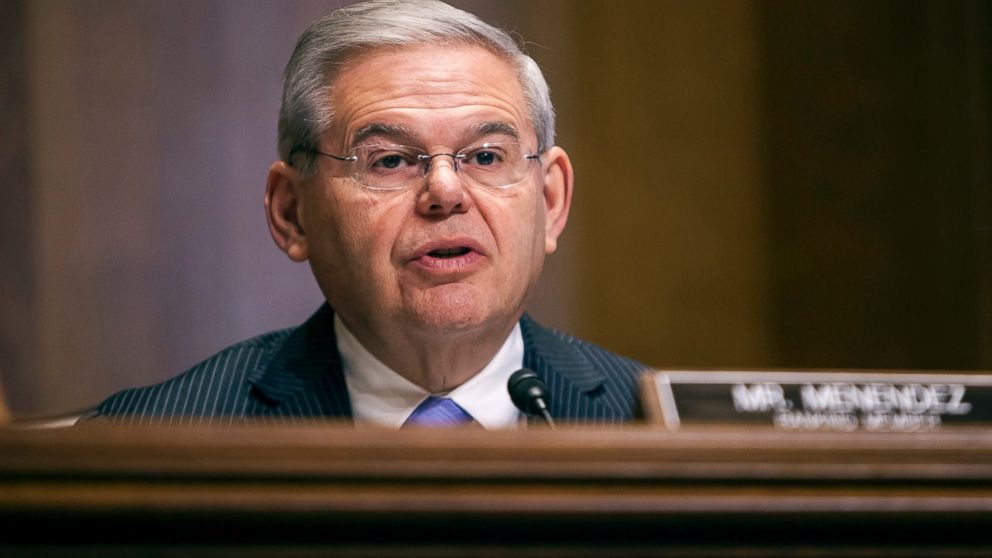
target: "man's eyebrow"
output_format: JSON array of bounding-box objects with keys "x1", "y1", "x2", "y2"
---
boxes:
[
  {"x1": 351, "y1": 123, "x2": 416, "y2": 146},
  {"x1": 350, "y1": 121, "x2": 520, "y2": 147},
  {"x1": 470, "y1": 121, "x2": 521, "y2": 141}
]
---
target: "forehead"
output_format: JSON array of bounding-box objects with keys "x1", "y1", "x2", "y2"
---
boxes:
[{"x1": 326, "y1": 44, "x2": 533, "y2": 146}]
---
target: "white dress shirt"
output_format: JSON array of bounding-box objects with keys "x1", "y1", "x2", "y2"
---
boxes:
[{"x1": 335, "y1": 315, "x2": 525, "y2": 429}]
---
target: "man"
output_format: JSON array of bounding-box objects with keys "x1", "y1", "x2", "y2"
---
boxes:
[{"x1": 89, "y1": 0, "x2": 646, "y2": 428}]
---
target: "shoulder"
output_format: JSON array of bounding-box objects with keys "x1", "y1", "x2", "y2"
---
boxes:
[
  {"x1": 88, "y1": 328, "x2": 293, "y2": 424},
  {"x1": 519, "y1": 315, "x2": 650, "y2": 422},
  {"x1": 520, "y1": 315, "x2": 647, "y2": 379}
]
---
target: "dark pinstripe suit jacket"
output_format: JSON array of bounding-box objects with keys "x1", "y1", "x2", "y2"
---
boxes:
[{"x1": 88, "y1": 305, "x2": 648, "y2": 425}]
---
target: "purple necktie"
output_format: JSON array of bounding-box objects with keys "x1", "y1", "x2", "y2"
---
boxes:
[{"x1": 402, "y1": 396, "x2": 474, "y2": 428}]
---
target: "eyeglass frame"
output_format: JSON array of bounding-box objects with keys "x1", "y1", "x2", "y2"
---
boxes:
[{"x1": 289, "y1": 140, "x2": 543, "y2": 191}]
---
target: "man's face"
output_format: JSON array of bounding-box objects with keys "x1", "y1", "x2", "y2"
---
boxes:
[{"x1": 287, "y1": 45, "x2": 571, "y2": 344}]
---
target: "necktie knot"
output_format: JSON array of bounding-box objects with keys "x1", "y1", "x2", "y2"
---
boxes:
[{"x1": 403, "y1": 396, "x2": 474, "y2": 428}]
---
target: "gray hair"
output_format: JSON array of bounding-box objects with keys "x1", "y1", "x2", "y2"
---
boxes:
[{"x1": 278, "y1": 0, "x2": 555, "y2": 175}]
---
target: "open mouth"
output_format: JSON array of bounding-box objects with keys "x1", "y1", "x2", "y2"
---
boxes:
[
  {"x1": 428, "y1": 247, "x2": 471, "y2": 258},
  {"x1": 410, "y1": 238, "x2": 485, "y2": 271}
]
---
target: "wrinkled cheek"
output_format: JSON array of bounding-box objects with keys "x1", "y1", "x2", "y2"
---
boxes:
[
  {"x1": 517, "y1": 222, "x2": 548, "y2": 282},
  {"x1": 317, "y1": 231, "x2": 382, "y2": 299}
]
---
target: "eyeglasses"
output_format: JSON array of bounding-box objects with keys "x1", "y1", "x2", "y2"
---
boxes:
[{"x1": 295, "y1": 140, "x2": 541, "y2": 191}]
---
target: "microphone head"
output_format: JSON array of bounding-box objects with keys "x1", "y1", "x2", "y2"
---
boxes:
[{"x1": 507, "y1": 368, "x2": 551, "y2": 415}]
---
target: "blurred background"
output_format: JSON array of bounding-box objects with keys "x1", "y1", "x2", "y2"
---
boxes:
[{"x1": 1, "y1": 0, "x2": 989, "y2": 418}]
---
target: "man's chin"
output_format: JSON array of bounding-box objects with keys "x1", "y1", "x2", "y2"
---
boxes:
[{"x1": 404, "y1": 284, "x2": 511, "y2": 335}]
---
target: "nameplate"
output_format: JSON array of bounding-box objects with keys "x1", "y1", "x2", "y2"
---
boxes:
[{"x1": 640, "y1": 370, "x2": 992, "y2": 432}]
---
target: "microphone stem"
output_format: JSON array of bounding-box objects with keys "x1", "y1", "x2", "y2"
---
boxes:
[
  {"x1": 540, "y1": 408, "x2": 557, "y2": 431},
  {"x1": 533, "y1": 399, "x2": 557, "y2": 430}
]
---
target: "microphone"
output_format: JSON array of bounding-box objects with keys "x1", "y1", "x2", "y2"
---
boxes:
[{"x1": 507, "y1": 368, "x2": 557, "y2": 430}]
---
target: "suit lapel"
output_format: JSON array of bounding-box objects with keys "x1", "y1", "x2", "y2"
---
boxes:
[
  {"x1": 247, "y1": 304, "x2": 353, "y2": 420},
  {"x1": 520, "y1": 314, "x2": 628, "y2": 424}
]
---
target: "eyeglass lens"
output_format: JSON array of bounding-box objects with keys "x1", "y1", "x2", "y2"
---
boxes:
[{"x1": 349, "y1": 142, "x2": 535, "y2": 190}]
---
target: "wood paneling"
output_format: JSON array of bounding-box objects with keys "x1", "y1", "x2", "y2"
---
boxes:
[
  {"x1": 2, "y1": 424, "x2": 991, "y2": 554},
  {"x1": 759, "y1": 0, "x2": 992, "y2": 370},
  {"x1": 14, "y1": 1, "x2": 341, "y2": 417},
  {"x1": 565, "y1": 1, "x2": 773, "y2": 368},
  {"x1": 0, "y1": 1, "x2": 37, "y2": 414}
]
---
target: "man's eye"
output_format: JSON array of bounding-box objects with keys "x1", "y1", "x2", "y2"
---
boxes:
[
  {"x1": 368, "y1": 152, "x2": 415, "y2": 170},
  {"x1": 376, "y1": 154, "x2": 404, "y2": 169},
  {"x1": 467, "y1": 150, "x2": 502, "y2": 166}
]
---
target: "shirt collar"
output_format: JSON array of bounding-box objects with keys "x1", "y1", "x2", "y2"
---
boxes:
[{"x1": 335, "y1": 315, "x2": 524, "y2": 430}]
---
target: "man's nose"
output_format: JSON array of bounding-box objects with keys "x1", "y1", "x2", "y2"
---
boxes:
[{"x1": 415, "y1": 155, "x2": 472, "y2": 217}]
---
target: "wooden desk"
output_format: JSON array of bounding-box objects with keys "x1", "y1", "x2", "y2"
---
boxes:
[{"x1": 1, "y1": 423, "x2": 991, "y2": 556}]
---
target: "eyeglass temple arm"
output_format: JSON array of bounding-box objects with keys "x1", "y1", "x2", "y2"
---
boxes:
[{"x1": 288, "y1": 146, "x2": 357, "y2": 164}]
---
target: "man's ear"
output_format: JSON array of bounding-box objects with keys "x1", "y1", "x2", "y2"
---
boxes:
[
  {"x1": 265, "y1": 161, "x2": 309, "y2": 262},
  {"x1": 541, "y1": 146, "x2": 574, "y2": 255}
]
